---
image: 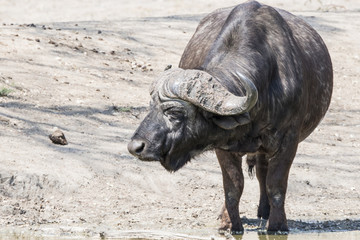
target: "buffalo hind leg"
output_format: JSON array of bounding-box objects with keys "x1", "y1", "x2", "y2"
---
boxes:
[
  {"x1": 215, "y1": 149, "x2": 244, "y2": 234},
  {"x1": 254, "y1": 154, "x2": 270, "y2": 220},
  {"x1": 266, "y1": 131, "x2": 299, "y2": 232}
]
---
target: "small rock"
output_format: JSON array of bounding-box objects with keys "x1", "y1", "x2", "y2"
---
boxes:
[
  {"x1": 49, "y1": 130, "x2": 68, "y2": 145},
  {"x1": 192, "y1": 213, "x2": 199, "y2": 218},
  {"x1": 48, "y1": 40, "x2": 58, "y2": 47},
  {"x1": 0, "y1": 116, "x2": 10, "y2": 125},
  {"x1": 99, "y1": 231, "x2": 107, "y2": 239},
  {"x1": 164, "y1": 64, "x2": 172, "y2": 71}
]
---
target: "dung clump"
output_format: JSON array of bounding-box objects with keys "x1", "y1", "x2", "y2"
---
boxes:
[{"x1": 49, "y1": 129, "x2": 68, "y2": 145}]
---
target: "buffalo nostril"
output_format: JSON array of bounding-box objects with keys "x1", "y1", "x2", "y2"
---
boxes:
[
  {"x1": 128, "y1": 140, "x2": 146, "y2": 156},
  {"x1": 135, "y1": 142, "x2": 145, "y2": 154}
]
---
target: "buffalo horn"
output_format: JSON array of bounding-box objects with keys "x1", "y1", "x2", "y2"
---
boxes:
[{"x1": 158, "y1": 68, "x2": 258, "y2": 116}]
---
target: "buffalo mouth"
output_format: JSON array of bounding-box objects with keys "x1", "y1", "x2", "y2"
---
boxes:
[
  {"x1": 159, "y1": 150, "x2": 191, "y2": 172},
  {"x1": 137, "y1": 155, "x2": 160, "y2": 162},
  {"x1": 129, "y1": 138, "x2": 192, "y2": 172},
  {"x1": 135, "y1": 151, "x2": 189, "y2": 172}
]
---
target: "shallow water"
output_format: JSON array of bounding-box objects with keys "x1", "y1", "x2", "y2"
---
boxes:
[
  {"x1": 234, "y1": 231, "x2": 360, "y2": 240},
  {"x1": 121, "y1": 231, "x2": 360, "y2": 240},
  {"x1": 1, "y1": 230, "x2": 360, "y2": 240}
]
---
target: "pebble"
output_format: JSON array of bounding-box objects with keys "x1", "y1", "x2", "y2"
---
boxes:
[{"x1": 49, "y1": 129, "x2": 68, "y2": 145}]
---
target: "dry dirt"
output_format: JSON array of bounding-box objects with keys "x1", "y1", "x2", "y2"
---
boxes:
[{"x1": 0, "y1": 0, "x2": 359, "y2": 239}]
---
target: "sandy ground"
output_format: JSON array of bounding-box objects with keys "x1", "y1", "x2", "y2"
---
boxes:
[{"x1": 0, "y1": 0, "x2": 359, "y2": 239}]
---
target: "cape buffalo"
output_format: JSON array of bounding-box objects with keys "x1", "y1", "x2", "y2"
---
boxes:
[{"x1": 128, "y1": 1, "x2": 333, "y2": 233}]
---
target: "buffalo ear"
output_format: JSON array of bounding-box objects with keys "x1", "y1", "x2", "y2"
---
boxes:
[
  {"x1": 234, "y1": 112, "x2": 251, "y2": 125},
  {"x1": 212, "y1": 113, "x2": 251, "y2": 130}
]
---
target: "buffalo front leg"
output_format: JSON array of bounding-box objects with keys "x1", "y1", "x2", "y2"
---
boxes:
[
  {"x1": 215, "y1": 149, "x2": 244, "y2": 234},
  {"x1": 266, "y1": 132, "x2": 299, "y2": 232}
]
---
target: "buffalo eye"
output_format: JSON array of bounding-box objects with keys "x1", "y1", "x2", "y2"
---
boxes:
[{"x1": 164, "y1": 108, "x2": 185, "y2": 122}]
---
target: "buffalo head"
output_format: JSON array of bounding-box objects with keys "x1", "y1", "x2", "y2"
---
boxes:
[{"x1": 127, "y1": 68, "x2": 258, "y2": 171}]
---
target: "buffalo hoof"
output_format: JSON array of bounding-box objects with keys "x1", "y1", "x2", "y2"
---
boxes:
[
  {"x1": 230, "y1": 227, "x2": 244, "y2": 235},
  {"x1": 266, "y1": 221, "x2": 289, "y2": 233}
]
